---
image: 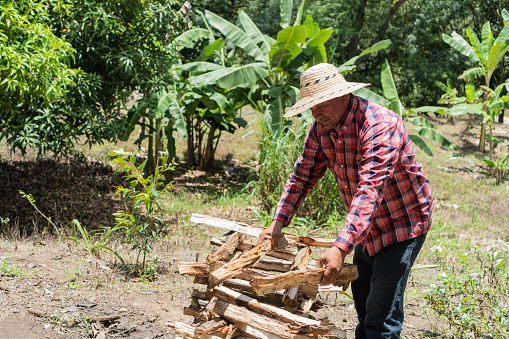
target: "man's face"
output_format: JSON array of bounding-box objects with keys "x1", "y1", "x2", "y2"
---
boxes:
[{"x1": 311, "y1": 94, "x2": 350, "y2": 130}]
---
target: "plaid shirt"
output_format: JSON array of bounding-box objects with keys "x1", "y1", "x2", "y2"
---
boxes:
[{"x1": 274, "y1": 95, "x2": 432, "y2": 256}]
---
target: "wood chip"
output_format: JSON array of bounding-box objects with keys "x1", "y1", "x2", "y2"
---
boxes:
[{"x1": 27, "y1": 309, "x2": 46, "y2": 317}]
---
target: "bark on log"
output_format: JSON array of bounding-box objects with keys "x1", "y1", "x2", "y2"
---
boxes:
[
  {"x1": 207, "y1": 233, "x2": 244, "y2": 265},
  {"x1": 211, "y1": 238, "x2": 301, "y2": 262},
  {"x1": 209, "y1": 239, "x2": 271, "y2": 286},
  {"x1": 205, "y1": 297, "x2": 308, "y2": 339},
  {"x1": 250, "y1": 264, "x2": 358, "y2": 296},
  {"x1": 180, "y1": 261, "x2": 224, "y2": 276}
]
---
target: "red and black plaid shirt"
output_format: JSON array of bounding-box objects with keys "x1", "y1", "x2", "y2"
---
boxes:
[{"x1": 274, "y1": 95, "x2": 433, "y2": 256}]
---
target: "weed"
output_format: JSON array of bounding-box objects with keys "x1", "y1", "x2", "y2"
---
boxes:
[
  {"x1": 0, "y1": 257, "x2": 29, "y2": 277},
  {"x1": 65, "y1": 220, "x2": 124, "y2": 264},
  {"x1": 425, "y1": 244, "x2": 509, "y2": 338}
]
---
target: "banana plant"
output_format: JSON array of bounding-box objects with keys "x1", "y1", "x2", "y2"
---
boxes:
[
  {"x1": 442, "y1": 8, "x2": 509, "y2": 152},
  {"x1": 120, "y1": 88, "x2": 187, "y2": 174},
  {"x1": 355, "y1": 61, "x2": 456, "y2": 156}
]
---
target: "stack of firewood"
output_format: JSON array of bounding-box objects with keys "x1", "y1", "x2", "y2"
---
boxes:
[{"x1": 166, "y1": 214, "x2": 359, "y2": 339}]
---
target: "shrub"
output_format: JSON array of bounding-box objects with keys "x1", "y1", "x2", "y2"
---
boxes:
[
  {"x1": 425, "y1": 244, "x2": 509, "y2": 338},
  {"x1": 253, "y1": 118, "x2": 346, "y2": 227}
]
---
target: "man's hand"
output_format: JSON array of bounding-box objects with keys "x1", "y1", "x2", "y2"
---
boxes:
[
  {"x1": 257, "y1": 220, "x2": 284, "y2": 250},
  {"x1": 316, "y1": 246, "x2": 347, "y2": 286}
]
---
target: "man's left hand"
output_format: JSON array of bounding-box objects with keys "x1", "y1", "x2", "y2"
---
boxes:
[{"x1": 316, "y1": 246, "x2": 347, "y2": 286}]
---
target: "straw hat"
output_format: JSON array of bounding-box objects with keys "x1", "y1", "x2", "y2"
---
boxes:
[{"x1": 283, "y1": 63, "x2": 370, "y2": 118}]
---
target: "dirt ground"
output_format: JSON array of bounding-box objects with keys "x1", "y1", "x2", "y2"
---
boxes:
[{"x1": 1, "y1": 114, "x2": 509, "y2": 338}]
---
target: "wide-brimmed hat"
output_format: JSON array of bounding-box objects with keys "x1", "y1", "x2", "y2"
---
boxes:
[{"x1": 283, "y1": 63, "x2": 370, "y2": 118}]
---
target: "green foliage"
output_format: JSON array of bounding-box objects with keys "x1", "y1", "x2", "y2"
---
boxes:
[
  {"x1": 0, "y1": 1, "x2": 81, "y2": 155},
  {"x1": 483, "y1": 152, "x2": 509, "y2": 185},
  {"x1": 0, "y1": 257, "x2": 29, "y2": 278},
  {"x1": 253, "y1": 119, "x2": 346, "y2": 226},
  {"x1": 65, "y1": 220, "x2": 124, "y2": 264},
  {"x1": 426, "y1": 245, "x2": 509, "y2": 338},
  {"x1": 110, "y1": 150, "x2": 177, "y2": 275},
  {"x1": 442, "y1": 10, "x2": 509, "y2": 153},
  {"x1": 357, "y1": 61, "x2": 456, "y2": 156},
  {"x1": 19, "y1": 190, "x2": 62, "y2": 238}
]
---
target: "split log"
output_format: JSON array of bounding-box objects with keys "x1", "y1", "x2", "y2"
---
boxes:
[
  {"x1": 192, "y1": 289, "x2": 214, "y2": 301},
  {"x1": 196, "y1": 318, "x2": 229, "y2": 336},
  {"x1": 299, "y1": 298, "x2": 315, "y2": 314},
  {"x1": 213, "y1": 286, "x2": 320, "y2": 328},
  {"x1": 207, "y1": 233, "x2": 244, "y2": 265},
  {"x1": 250, "y1": 264, "x2": 358, "y2": 296},
  {"x1": 283, "y1": 247, "x2": 311, "y2": 306},
  {"x1": 213, "y1": 285, "x2": 345, "y2": 338},
  {"x1": 183, "y1": 307, "x2": 214, "y2": 322},
  {"x1": 255, "y1": 259, "x2": 292, "y2": 273},
  {"x1": 180, "y1": 261, "x2": 225, "y2": 276},
  {"x1": 211, "y1": 238, "x2": 301, "y2": 262},
  {"x1": 209, "y1": 239, "x2": 271, "y2": 286},
  {"x1": 167, "y1": 322, "x2": 227, "y2": 339},
  {"x1": 206, "y1": 297, "x2": 308, "y2": 339},
  {"x1": 192, "y1": 214, "x2": 334, "y2": 248}
]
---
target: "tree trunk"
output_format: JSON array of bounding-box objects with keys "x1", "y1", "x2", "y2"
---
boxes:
[
  {"x1": 498, "y1": 58, "x2": 506, "y2": 124},
  {"x1": 202, "y1": 125, "x2": 217, "y2": 169},
  {"x1": 146, "y1": 117, "x2": 155, "y2": 175},
  {"x1": 356, "y1": 0, "x2": 409, "y2": 65},
  {"x1": 186, "y1": 116, "x2": 194, "y2": 165},
  {"x1": 347, "y1": 0, "x2": 368, "y2": 59}
]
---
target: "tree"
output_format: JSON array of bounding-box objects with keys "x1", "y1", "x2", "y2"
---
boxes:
[
  {"x1": 0, "y1": 1, "x2": 82, "y2": 156},
  {"x1": 52, "y1": 0, "x2": 186, "y2": 172},
  {"x1": 442, "y1": 9, "x2": 509, "y2": 152}
]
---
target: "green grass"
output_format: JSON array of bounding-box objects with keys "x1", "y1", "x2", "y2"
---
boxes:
[{"x1": 0, "y1": 257, "x2": 30, "y2": 277}]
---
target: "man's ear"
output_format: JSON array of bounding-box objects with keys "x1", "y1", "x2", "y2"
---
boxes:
[{"x1": 341, "y1": 93, "x2": 351, "y2": 103}]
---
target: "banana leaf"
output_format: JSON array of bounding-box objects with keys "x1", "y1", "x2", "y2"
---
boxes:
[
  {"x1": 443, "y1": 32, "x2": 480, "y2": 64},
  {"x1": 409, "y1": 134, "x2": 433, "y2": 156},
  {"x1": 205, "y1": 10, "x2": 267, "y2": 63},
  {"x1": 190, "y1": 64, "x2": 269, "y2": 88},
  {"x1": 414, "y1": 127, "x2": 456, "y2": 150}
]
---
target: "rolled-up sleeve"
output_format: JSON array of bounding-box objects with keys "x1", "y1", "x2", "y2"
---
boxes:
[{"x1": 273, "y1": 123, "x2": 328, "y2": 226}]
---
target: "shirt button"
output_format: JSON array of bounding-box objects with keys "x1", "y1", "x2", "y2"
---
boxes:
[
  {"x1": 344, "y1": 185, "x2": 348, "y2": 189},
  {"x1": 341, "y1": 165, "x2": 344, "y2": 168},
  {"x1": 338, "y1": 140, "x2": 342, "y2": 144},
  {"x1": 343, "y1": 126, "x2": 347, "y2": 130}
]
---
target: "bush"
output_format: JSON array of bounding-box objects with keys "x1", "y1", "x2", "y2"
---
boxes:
[
  {"x1": 425, "y1": 244, "x2": 509, "y2": 338},
  {"x1": 253, "y1": 118, "x2": 346, "y2": 227}
]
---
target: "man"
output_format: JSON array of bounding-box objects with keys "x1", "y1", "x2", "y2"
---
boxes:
[{"x1": 257, "y1": 63, "x2": 432, "y2": 339}]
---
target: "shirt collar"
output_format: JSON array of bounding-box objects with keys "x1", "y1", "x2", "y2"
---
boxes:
[{"x1": 333, "y1": 94, "x2": 358, "y2": 134}]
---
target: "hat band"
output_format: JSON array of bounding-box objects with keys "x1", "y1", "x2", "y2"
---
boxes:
[{"x1": 290, "y1": 83, "x2": 358, "y2": 112}]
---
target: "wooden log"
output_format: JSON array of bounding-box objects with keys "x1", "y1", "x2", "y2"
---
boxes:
[
  {"x1": 183, "y1": 307, "x2": 214, "y2": 322},
  {"x1": 250, "y1": 268, "x2": 325, "y2": 296},
  {"x1": 254, "y1": 259, "x2": 292, "y2": 273},
  {"x1": 250, "y1": 264, "x2": 358, "y2": 296},
  {"x1": 205, "y1": 297, "x2": 308, "y2": 339},
  {"x1": 209, "y1": 239, "x2": 271, "y2": 286},
  {"x1": 207, "y1": 233, "x2": 244, "y2": 265},
  {"x1": 194, "y1": 275, "x2": 209, "y2": 284},
  {"x1": 283, "y1": 247, "x2": 311, "y2": 306},
  {"x1": 167, "y1": 321, "x2": 227, "y2": 339},
  {"x1": 213, "y1": 284, "x2": 345, "y2": 338},
  {"x1": 192, "y1": 214, "x2": 334, "y2": 248},
  {"x1": 192, "y1": 289, "x2": 214, "y2": 300},
  {"x1": 196, "y1": 318, "x2": 229, "y2": 336},
  {"x1": 299, "y1": 298, "x2": 315, "y2": 314},
  {"x1": 180, "y1": 261, "x2": 225, "y2": 276},
  {"x1": 213, "y1": 286, "x2": 321, "y2": 327},
  {"x1": 179, "y1": 262, "x2": 209, "y2": 275}
]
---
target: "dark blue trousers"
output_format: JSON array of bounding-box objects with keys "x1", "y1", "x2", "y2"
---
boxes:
[{"x1": 351, "y1": 234, "x2": 427, "y2": 339}]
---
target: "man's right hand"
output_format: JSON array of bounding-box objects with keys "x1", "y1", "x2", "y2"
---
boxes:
[{"x1": 257, "y1": 220, "x2": 284, "y2": 250}]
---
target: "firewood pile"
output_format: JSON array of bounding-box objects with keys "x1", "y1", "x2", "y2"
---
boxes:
[{"x1": 166, "y1": 214, "x2": 359, "y2": 339}]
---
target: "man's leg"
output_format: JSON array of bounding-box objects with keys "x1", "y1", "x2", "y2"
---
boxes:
[
  {"x1": 352, "y1": 244, "x2": 373, "y2": 339},
  {"x1": 351, "y1": 234, "x2": 427, "y2": 339}
]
